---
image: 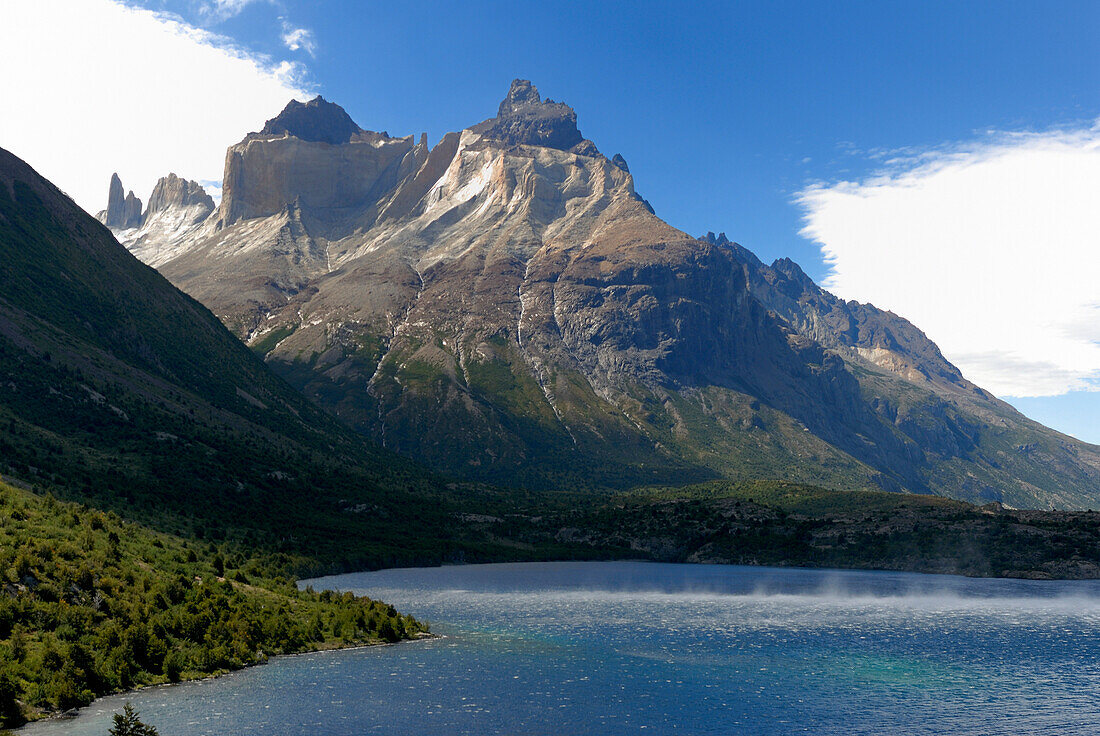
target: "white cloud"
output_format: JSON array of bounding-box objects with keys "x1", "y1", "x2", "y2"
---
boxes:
[
  {"x1": 798, "y1": 126, "x2": 1100, "y2": 399},
  {"x1": 198, "y1": 0, "x2": 266, "y2": 22},
  {"x1": 281, "y1": 19, "x2": 316, "y2": 57},
  {"x1": 0, "y1": 0, "x2": 310, "y2": 215}
]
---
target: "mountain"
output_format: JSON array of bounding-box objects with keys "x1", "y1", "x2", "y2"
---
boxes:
[
  {"x1": 95, "y1": 172, "x2": 142, "y2": 230},
  {"x1": 104, "y1": 80, "x2": 1100, "y2": 508},
  {"x1": 122, "y1": 172, "x2": 216, "y2": 267},
  {"x1": 0, "y1": 144, "x2": 513, "y2": 572}
]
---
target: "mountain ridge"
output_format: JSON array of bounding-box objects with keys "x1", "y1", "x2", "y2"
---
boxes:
[{"x1": 99, "y1": 80, "x2": 1100, "y2": 508}]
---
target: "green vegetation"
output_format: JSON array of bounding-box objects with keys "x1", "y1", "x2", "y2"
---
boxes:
[
  {"x1": 493, "y1": 479, "x2": 1100, "y2": 580},
  {"x1": 0, "y1": 479, "x2": 424, "y2": 728},
  {"x1": 5, "y1": 146, "x2": 1100, "y2": 735},
  {"x1": 248, "y1": 324, "x2": 296, "y2": 356},
  {"x1": 0, "y1": 152, "x2": 554, "y2": 576},
  {"x1": 622, "y1": 479, "x2": 967, "y2": 515},
  {"x1": 109, "y1": 704, "x2": 158, "y2": 736}
]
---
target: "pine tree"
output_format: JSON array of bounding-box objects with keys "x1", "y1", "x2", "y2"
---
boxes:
[{"x1": 108, "y1": 703, "x2": 159, "y2": 736}]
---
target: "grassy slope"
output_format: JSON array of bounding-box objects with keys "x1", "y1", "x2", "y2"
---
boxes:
[{"x1": 0, "y1": 479, "x2": 424, "y2": 728}]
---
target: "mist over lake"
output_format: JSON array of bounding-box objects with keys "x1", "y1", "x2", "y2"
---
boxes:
[{"x1": 22, "y1": 561, "x2": 1100, "y2": 735}]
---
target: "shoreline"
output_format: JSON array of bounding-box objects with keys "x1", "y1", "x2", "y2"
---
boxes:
[
  {"x1": 19, "y1": 553, "x2": 1099, "y2": 731},
  {"x1": 307, "y1": 556, "x2": 1100, "y2": 588},
  {"x1": 306, "y1": 551, "x2": 1100, "y2": 585},
  {"x1": 16, "y1": 633, "x2": 437, "y2": 731},
  {"x1": 21, "y1": 559, "x2": 1100, "y2": 732}
]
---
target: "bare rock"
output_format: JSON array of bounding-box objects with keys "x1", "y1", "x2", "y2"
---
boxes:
[
  {"x1": 98, "y1": 173, "x2": 142, "y2": 229},
  {"x1": 145, "y1": 173, "x2": 214, "y2": 220},
  {"x1": 259, "y1": 95, "x2": 363, "y2": 144},
  {"x1": 472, "y1": 79, "x2": 587, "y2": 151}
]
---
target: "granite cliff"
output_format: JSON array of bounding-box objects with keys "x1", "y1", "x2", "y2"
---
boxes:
[{"x1": 95, "y1": 172, "x2": 142, "y2": 230}]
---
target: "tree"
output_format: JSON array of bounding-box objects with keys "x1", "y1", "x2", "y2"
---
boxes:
[
  {"x1": 108, "y1": 703, "x2": 159, "y2": 736},
  {"x1": 0, "y1": 667, "x2": 24, "y2": 727},
  {"x1": 212, "y1": 552, "x2": 225, "y2": 577}
]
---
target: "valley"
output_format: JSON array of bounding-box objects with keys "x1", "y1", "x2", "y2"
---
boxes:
[{"x1": 1, "y1": 71, "x2": 1097, "y2": 735}]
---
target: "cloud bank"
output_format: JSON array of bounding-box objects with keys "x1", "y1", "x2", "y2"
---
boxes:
[
  {"x1": 0, "y1": 0, "x2": 310, "y2": 215},
  {"x1": 798, "y1": 127, "x2": 1100, "y2": 398}
]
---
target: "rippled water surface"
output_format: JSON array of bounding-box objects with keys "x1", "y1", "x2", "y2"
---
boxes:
[{"x1": 22, "y1": 561, "x2": 1100, "y2": 735}]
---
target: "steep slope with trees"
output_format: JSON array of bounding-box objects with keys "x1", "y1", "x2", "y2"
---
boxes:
[{"x1": 0, "y1": 144, "x2": 512, "y2": 572}]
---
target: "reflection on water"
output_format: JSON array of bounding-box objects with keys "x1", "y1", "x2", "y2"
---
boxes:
[{"x1": 21, "y1": 561, "x2": 1100, "y2": 735}]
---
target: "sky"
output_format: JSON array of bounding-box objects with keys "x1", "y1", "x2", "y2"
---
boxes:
[{"x1": 0, "y1": 0, "x2": 1097, "y2": 443}]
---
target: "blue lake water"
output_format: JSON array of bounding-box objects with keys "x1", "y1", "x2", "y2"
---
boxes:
[{"x1": 21, "y1": 561, "x2": 1100, "y2": 734}]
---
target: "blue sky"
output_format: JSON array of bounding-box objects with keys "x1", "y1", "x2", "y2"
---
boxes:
[{"x1": 1, "y1": 0, "x2": 1097, "y2": 443}]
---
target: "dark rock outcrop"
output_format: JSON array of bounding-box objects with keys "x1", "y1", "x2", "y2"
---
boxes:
[
  {"x1": 258, "y1": 95, "x2": 363, "y2": 144},
  {"x1": 473, "y1": 79, "x2": 587, "y2": 151}
]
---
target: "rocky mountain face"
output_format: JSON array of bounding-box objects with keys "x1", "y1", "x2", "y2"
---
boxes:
[
  {"x1": 104, "y1": 80, "x2": 1100, "y2": 508},
  {"x1": 96, "y1": 172, "x2": 142, "y2": 229},
  {"x1": 146, "y1": 171, "x2": 215, "y2": 215},
  {"x1": 705, "y1": 232, "x2": 972, "y2": 393},
  {"x1": 129, "y1": 172, "x2": 216, "y2": 266}
]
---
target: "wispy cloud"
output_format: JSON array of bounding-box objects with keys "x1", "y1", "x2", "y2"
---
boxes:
[
  {"x1": 797, "y1": 125, "x2": 1100, "y2": 399},
  {"x1": 281, "y1": 18, "x2": 316, "y2": 57},
  {"x1": 198, "y1": 0, "x2": 266, "y2": 22},
  {"x1": 0, "y1": 0, "x2": 311, "y2": 215}
]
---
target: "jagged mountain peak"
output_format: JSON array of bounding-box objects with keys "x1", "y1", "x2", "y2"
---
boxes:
[
  {"x1": 474, "y1": 78, "x2": 588, "y2": 152},
  {"x1": 769, "y1": 256, "x2": 817, "y2": 288},
  {"x1": 497, "y1": 78, "x2": 542, "y2": 115},
  {"x1": 146, "y1": 173, "x2": 214, "y2": 216},
  {"x1": 258, "y1": 94, "x2": 363, "y2": 144},
  {"x1": 701, "y1": 231, "x2": 763, "y2": 267},
  {"x1": 97, "y1": 172, "x2": 142, "y2": 230},
  {"x1": 95, "y1": 172, "x2": 216, "y2": 266}
]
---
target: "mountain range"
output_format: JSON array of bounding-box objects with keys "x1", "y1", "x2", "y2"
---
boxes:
[{"x1": 97, "y1": 80, "x2": 1100, "y2": 509}]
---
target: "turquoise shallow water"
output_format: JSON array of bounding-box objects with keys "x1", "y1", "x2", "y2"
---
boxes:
[{"x1": 21, "y1": 561, "x2": 1100, "y2": 735}]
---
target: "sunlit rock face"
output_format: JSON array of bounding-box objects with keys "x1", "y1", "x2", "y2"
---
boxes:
[
  {"x1": 98, "y1": 173, "x2": 214, "y2": 268},
  {"x1": 218, "y1": 97, "x2": 416, "y2": 227},
  {"x1": 103, "y1": 81, "x2": 1100, "y2": 508},
  {"x1": 96, "y1": 172, "x2": 142, "y2": 230},
  {"x1": 145, "y1": 172, "x2": 214, "y2": 216}
]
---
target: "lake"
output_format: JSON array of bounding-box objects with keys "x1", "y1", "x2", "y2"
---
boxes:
[{"x1": 21, "y1": 561, "x2": 1100, "y2": 734}]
